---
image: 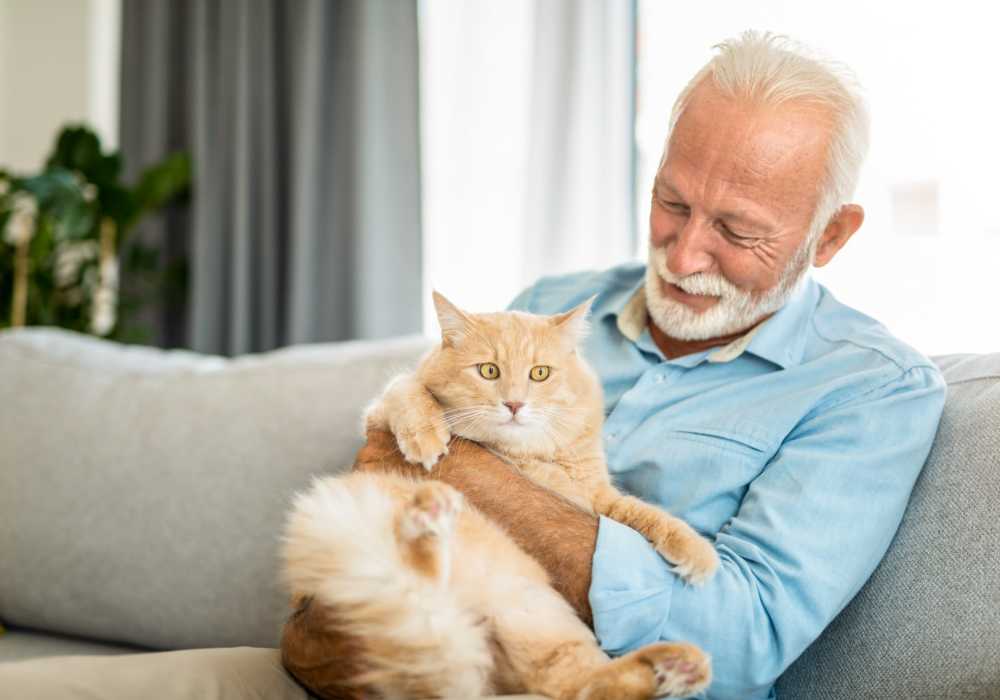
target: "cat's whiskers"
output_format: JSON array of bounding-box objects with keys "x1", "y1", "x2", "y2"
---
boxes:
[
  {"x1": 534, "y1": 409, "x2": 590, "y2": 461},
  {"x1": 534, "y1": 406, "x2": 583, "y2": 434},
  {"x1": 442, "y1": 406, "x2": 490, "y2": 421},
  {"x1": 535, "y1": 405, "x2": 587, "y2": 417},
  {"x1": 451, "y1": 415, "x2": 488, "y2": 438},
  {"x1": 442, "y1": 408, "x2": 492, "y2": 430},
  {"x1": 444, "y1": 406, "x2": 496, "y2": 439},
  {"x1": 386, "y1": 408, "x2": 494, "y2": 443}
]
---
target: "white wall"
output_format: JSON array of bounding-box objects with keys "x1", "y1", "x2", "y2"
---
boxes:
[{"x1": 0, "y1": 0, "x2": 120, "y2": 172}]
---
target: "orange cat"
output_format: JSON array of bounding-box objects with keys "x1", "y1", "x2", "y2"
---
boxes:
[{"x1": 282, "y1": 293, "x2": 717, "y2": 699}]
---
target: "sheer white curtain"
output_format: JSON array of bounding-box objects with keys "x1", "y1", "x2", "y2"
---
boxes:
[{"x1": 419, "y1": 0, "x2": 636, "y2": 331}]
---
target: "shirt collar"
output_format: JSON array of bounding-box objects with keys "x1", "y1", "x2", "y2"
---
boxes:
[{"x1": 606, "y1": 273, "x2": 818, "y2": 369}]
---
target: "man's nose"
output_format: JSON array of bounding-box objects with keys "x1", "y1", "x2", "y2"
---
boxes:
[{"x1": 665, "y1": 218, "x2": 715, "y2": 278}]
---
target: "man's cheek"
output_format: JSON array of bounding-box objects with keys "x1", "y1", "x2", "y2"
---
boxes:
[{"x1": 649, "y1": 211, "x2": 674, "y2": 248}]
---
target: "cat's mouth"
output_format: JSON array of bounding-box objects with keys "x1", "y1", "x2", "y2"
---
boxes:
[{"x1": 499, "y1": 414, "x2": 529, "y2": 428}]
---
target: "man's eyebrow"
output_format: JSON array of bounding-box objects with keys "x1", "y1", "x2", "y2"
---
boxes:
[
  {"x1": 653, "y1": 179, "x2": 682, "y2": 198},
  {"x1": 716, "y1": 209, "x2": 776, "y2": 234},
  {"x1": 654, "y1": 178, "x2": 776, "y2": 235}
]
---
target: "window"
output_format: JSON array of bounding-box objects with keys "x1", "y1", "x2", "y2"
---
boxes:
[
  {"x1": 636, "y1": 1, "x2": 1000, "y2": 355},
  {"x1": 419, "y1": 1, "x2": 635, "y2": 333},
  {"x1": 421, "y1": 3, "x2": 999, "y2": 354}
]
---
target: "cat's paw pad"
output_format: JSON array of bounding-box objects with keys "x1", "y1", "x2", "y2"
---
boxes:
[
  {"x1": 399, "y1": 481, "x2": 463, "y2": 540},
  {"x1": 641, "y1": 642, "x2": 711, "y2": 699},
  {"x1": 396, "y1": 422, "x2": 451, "y2": 471},
  {"x1": 658, "y1": 530, "x2": 719, "y2": 586}
]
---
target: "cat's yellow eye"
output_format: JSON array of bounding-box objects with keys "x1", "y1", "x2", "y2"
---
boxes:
[
  {"x1": 478, "y1": 362, "x2": 500, "y2": 380},
  {"x1": 530, "y1": 365, "x2": 551, "y2": 382}
]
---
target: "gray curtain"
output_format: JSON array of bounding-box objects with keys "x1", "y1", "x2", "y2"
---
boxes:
[{"x1": 120, "y1": 0, "x2": 422, "y2": 355}]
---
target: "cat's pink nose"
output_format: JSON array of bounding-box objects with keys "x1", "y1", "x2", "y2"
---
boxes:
[{"x1": 504, "y1": 401, "x2": 524, "y2": 416}]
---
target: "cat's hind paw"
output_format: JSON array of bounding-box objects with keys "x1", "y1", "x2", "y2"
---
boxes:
[
  {"x1": 642, "y1": 642, "x2": 711, "y2": 698},
  {"x1": 577, "y1": 640, "x2": 710, "y2": 700},
  {"x1": 399, "y1": 481, "x2": 464, "y2": 541}
]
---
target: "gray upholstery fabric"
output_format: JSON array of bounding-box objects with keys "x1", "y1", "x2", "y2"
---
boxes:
[
  {"x1": 3, "y1": 328, "x2": 997, "y2": 699},
  {"x1": 777, "y1": 353, "x2": 1000, "y2": 699},
  {"x1": 0, "y1": 628, "x2": 142, "y2": 664},
  {"x1": 0, "y1": 644, "x2": 544, "y2": 700},
  {"x1": 0, "y1": 647, "x2": 308, "y2": 700},
  {"x1": 0, "y1": 328, "x2": 431, "y2": 650}
]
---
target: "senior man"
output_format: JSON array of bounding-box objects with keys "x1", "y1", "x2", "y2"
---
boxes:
[{"x1": 284, "y1": 31, "x2": 946, "y2": 700}]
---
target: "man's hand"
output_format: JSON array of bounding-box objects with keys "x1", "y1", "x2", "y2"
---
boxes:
[{"x1": 355, "y1": 429, "x2": 600, "y2": 625}]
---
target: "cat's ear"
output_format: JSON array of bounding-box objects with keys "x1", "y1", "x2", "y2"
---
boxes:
[
  {"x1": 433, "y1": 291, "x2": 472, "y2": 347},
  {"x1": 551, "y1": 296, "x2": 595, "y2": 346}
]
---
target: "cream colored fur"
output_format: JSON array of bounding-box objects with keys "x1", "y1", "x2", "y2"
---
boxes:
[{"x1": 282, "y1": 293, "x2": 716, "y2": 699}]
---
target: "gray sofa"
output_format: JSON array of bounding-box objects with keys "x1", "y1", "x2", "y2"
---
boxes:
[{"x1": 0, "y1": 327, "x2": 997, "y2": 699}]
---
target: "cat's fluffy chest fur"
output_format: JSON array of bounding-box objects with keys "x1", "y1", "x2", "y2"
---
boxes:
[
  {"x1": 361, "y1": 294, "x2": 717, "y2": 587},
  {"x1": 485, "y1": 441, "x2": 608, "y2": 513}
]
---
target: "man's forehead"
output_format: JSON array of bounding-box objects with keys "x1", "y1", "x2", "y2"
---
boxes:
[{"x1": 659, "y1": 87, "x2": 831, "y2": 220}]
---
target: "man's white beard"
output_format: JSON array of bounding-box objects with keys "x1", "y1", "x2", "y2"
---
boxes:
[{"x1": 643, "y1": 237, "x2": 814, "y2": 342}]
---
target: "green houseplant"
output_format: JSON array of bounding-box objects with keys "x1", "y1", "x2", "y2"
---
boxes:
[{"x1": 0, "y1": 125, "x2": 191, "y2": 342}]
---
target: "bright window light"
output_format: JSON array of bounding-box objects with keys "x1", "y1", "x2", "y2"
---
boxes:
[{"x1": 637, "y1": 1, "x2": 1000, "y2": 356}]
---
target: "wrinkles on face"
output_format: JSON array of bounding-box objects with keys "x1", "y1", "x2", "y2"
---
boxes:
[
  {"x1": 652, "y1": 82, "x2": 832, "y2": 297},
  {"x1": 745, "y1": 237, "x2": 785, "y2": 286}
]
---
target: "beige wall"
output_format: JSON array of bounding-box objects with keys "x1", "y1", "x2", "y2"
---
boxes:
[{"x1": 0, "y1": 0, "x2": 119, "y2": 173}]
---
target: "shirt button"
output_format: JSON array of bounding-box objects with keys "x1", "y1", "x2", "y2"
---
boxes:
[{"x1": 655, "y1": 374, "x2": 666, "y2": 383}]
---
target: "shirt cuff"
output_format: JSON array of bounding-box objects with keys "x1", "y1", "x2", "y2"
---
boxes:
[{"x1": 589, "y1": 515, "x2": 677, "y2": 655}]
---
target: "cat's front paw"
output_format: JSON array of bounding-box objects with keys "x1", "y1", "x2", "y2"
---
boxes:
[
  {"x1": 656, "y1": 525, "x2": 719, "y2": 586},
  {"x1": 396, "y1": 419, "x2": 452, "y2": 471}
]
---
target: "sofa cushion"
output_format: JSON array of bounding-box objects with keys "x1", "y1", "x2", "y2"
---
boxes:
[
  {"x1": 0, "y1": 627, "x2": 142, "y2": 664},
  {"x1": 777, "y1": 353, "x2": 1000, "y2": 699},
  {"x1": 0, "y1": 642, "x2": 547, "y2": 700},
  {"x1": 0, "y1": 646, "x2": 308, "y2": 700},
  {"x1": 0, "y1": 328, "x2": 431, "y2": 650}
]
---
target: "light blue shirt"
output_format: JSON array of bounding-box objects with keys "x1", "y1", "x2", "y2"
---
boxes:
[{"x1": 509, "y1": 262, "x2": 946, "y2": 700}]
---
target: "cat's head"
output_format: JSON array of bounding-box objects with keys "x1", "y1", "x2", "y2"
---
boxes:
[{"x1": 420, "y1": 292, "x2": 603, "y2": 456}]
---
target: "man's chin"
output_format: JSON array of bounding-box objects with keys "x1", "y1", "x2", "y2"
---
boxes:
[
  {"x1": 646, "y1": 290, "x2": 754, "y2": 341},
  {"x1": 644, "y1": 265, "x2": 758, "y2": 341}
]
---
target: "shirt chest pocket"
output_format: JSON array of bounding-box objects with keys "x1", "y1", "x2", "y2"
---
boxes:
[
  {"x1": 667, "y1": 424, "x2": 772, "y2": 459},
  {"x1": 612, "y1": 421, "x2": 776, "y2": 529}
]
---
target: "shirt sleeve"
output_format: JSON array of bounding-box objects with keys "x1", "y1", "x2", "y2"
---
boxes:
[
  {"x1": 506, "y1": 284, "x2": 537, "y2": 313},
  {"x1": 588, "y1": 365, "x2": 947, "y2": 699}
]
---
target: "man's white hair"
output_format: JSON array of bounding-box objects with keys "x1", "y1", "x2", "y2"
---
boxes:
[{"x1": 667, "y1": 30, "x2": 871, "y2": 247}]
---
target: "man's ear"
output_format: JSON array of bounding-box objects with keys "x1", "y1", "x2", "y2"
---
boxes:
[
  {"x1": 813, "y1": 204, "x2": 864, "y2": 267},
  {"x1": 432, "y1": 291, "x2": 472, "y2": 347},
  {"x1": 551, "y1": 296, "x2": 596, "y2": 346}
]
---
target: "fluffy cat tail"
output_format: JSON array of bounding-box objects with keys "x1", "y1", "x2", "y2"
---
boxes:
[{"x1": 281, "y1": 473, "x2": 493, "y2": 699}]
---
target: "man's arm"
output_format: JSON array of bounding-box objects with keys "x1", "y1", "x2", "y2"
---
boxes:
[
  {"x1": 355, "y1": 430, "x2": 599, "y2": 624},
  {"x1": 587, "y1": 366, "x2": 946, "y2": 699}
]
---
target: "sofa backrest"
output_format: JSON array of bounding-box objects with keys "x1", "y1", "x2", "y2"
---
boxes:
[
  {"x1": 777, "y1": 352, "x2": 1000, "y2": 699},
  {"x1": 0, "y1": 328, "x2": 432, "y2": 649},
  {"x1": 2, "y1": 329, "x2": 998, "y2": 698}
]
